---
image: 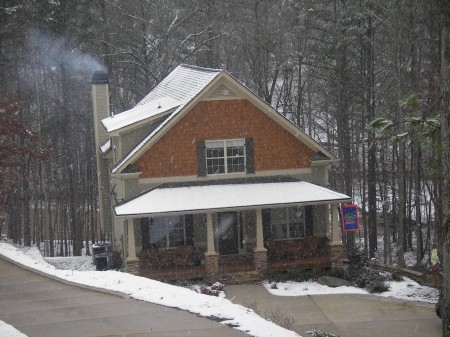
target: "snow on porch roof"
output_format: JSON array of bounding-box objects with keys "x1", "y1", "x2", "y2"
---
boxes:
[{"x1": 114, "y1": 181, "x2": 351, "y2": 217}]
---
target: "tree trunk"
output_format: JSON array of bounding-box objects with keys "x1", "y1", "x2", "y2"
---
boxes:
[
  {"x1": 440, "y1": 1, "x2": 450, "y2": 332},
  {"x1": 414, "y1": 140, "x2": 423, "y2": 264}
]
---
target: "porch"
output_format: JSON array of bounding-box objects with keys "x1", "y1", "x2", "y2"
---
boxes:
[
  {"x1": 134, "y1": 236, "x2": 332, "y2": 282},
  {"x1": 116, "y1": 178, "x2": 351, "y2": 282}
]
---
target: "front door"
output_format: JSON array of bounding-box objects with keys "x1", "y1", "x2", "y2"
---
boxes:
[{"x1": 218, "y1": 212, "x2": 239, "y2": 255}]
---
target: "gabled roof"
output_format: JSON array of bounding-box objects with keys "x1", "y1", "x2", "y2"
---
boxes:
[
  {"x1": 111, "y1": 64, "x2": 337, "y2": 174},
  {"x1": 101, "y1": 96, "x2": 179, "y2": 133},
  {"x1": 111, "y1": 65, "x2": 221, "y2": 173}
]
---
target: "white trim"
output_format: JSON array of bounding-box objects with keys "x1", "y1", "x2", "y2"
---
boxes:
[
  {"x1": 111, "y1": 172, "x2": 141, "y2": 179},
  {"x1": 136, "y1": 168, "x2": 312, "y2": 186}
]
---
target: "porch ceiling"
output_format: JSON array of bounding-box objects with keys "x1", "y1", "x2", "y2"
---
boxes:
[{"x1": 115, "y1": 180, "x2": 351, "y2": 217}]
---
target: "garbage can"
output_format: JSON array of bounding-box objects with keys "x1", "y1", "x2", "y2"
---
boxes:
[{"x1": 92, "y1": 243, "x2": 113, "y2": 270}]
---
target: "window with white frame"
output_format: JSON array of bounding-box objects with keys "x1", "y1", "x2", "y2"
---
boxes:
[
  {"x1": 270, "y1": 207, "x2": 305, "y2": 240},
  {"x1": 149, "y1": 215, "x2": 185, "y2": 248},
  {"x1": 205, "y1": 139, "x2": 245, "y2": 175}
]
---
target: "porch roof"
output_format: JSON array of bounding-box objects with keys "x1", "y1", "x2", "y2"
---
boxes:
[{"x1": 115, "y1": 180, "x2": 351, "y2": 217}]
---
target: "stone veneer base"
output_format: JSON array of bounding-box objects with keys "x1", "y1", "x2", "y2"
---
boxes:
[
  {"x1": 329, "y1": 243, "x2": 345, "y2": 268},
  {"x1": 126, "y1": 259, "x2": 140, "y2": 275}
]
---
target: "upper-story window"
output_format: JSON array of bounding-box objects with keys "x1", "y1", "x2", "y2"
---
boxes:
[{"x1": 205, "y1": 139, "x2": 245, "y2": 175}]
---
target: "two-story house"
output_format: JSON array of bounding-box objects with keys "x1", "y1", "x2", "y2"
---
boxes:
[{"x1": 92, "y1": 64, "x2": 351, "y2": 282}]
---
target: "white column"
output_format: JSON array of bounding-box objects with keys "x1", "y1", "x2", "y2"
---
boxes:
[
  {"x1": 127, "y1": 219, "x2": 137, "y2": 260},
  {"x1": 330, "y1": 204, "x2": 342, "y2": 244},
  {"x1": 206, "y1": 213, "x2": 217, "y2": 255},
  {"x1": 254, "y1": 209, "x2": 266, "y2": 252}
]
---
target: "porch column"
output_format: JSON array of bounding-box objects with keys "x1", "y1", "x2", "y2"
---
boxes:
[
  {"x1": 254, "y1": 208, "x2": 266, "y2": 252},
  {"x1": 330, "y1": 203, "x2": 345, "y2": 267},
  {"x1": 205, "y1": 213, "x2": 219, "y2": 276},
  {"x1": 206, "y1": 213, "x2": 216, "y2": 254},
  {"x1": 127, "y1": 218, "x2": 137, "y2": 260},
  {"x1": 330, "y1": 204, "x2": 341, "y2": 244},
  {"x1": 125, "y1": 218, "x2": 139, "y2": 275},
  {"x1": 253, "y1": 208, "x2": 267, "y2": 277}
]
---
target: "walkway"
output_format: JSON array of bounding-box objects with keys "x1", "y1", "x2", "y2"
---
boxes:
[
  {"x1": 225, "y1": 284, "x2": 442, "y2": 337},
  {"x1": 0, "y1": 257, "x2": 247, "y2": 337}
]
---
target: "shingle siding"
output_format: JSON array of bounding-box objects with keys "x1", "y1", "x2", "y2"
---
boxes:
[{"x1": 134, "y1": 99, "x2": 314, "y2": 178}]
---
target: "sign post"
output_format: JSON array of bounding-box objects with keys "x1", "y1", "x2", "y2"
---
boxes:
[{"x1": 341, "y1": 204, "x2": 359, "y2": 232}]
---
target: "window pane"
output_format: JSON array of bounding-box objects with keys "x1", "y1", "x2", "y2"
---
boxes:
[
  {"x1": 207, "y1": 147, "x2": 224, "y2": 158},
  {"x1": 207, "y1": 158, "x2": 225, "y2": 174},
  {"x1": 167, "y1": 216, "x2": 184, "y2": 247},
  {"x1": 226, "y1": 139, "x2": 245, "y2": 147},
  {"x1": 206, "y1": 140, "x2": 224, "y2": 148},
  {"x1": 271, "y1": 208, "x2": 286, "y2": 221},
  {"x1": 289, "y1": 221, "x2": 303, "y2": 238},
  {"x1": 272, "y1": 222, "x2": 287, "y2": 240},
  {"x1": 289, "y1": 207, "x2": 303, "y2": 220},
  {"x1": 227, "y1": 157, "x2": 245, "y2": 173},
  {"x1": 150, "y1": 218, "x2": 167, "y2": 248}
]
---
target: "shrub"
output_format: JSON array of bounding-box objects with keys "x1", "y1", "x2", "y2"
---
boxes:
[
  {"x1": 265, "y1": 267, "x2": 344, "y2": 283},
  {"x1": 112, "y1": 251, "x2": 123, "y2": 270},
  {"x1": 366, "y1": 280, "x2": 390, "y2": 294},
  {"x1": 307, "y1": 329, "x2": 340, "y2": 337},
  {"x1": 198, "y1": 281, "x2": 225, "y2": 297},
  {"x1": 345, "y1": 247, "x2": 390, "y2": 293}
]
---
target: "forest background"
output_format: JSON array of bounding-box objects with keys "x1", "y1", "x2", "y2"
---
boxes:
[
  {"x1": 2, "y1": 0, "x2": 450, "y2": 334},
  {"x1": 1, "y1": 0, "x2": 450, "y2": 314}
]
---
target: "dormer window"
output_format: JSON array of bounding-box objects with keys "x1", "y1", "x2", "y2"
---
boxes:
[{"x1": 206, "y1": 139, "x2": 245, "y2": 175}]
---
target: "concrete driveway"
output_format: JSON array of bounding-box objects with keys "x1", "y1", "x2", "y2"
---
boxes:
[
  {"x1": 225, "y1": 284, "x2": 442, "y2": 337},
  {"x1": 0, "y1": 257, "x2": 247, "y2": 337}
]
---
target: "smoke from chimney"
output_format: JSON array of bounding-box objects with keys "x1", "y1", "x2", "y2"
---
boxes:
[{"x1": 28, "y1": 29, "x2": 106, "y2": 80}]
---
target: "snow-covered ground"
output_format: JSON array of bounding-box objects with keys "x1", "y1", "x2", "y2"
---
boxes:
[{"x1": 0, "y1": 241, "x2": 439, "y2": 337}]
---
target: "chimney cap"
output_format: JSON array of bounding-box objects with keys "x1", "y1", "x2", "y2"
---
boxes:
[{"x1": 92, "y1": 71, "x2": 108, "y2": 84}]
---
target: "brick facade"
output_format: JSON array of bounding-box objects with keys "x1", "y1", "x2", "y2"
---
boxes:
[{"x1": 135, "y1": 99, "x2": 314, "y2": 178}]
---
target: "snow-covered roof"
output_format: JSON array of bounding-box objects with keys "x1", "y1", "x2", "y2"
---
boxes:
[
  {"x1": 111, "y1": 64, "x2": 222, "y2": 173},
  {"x1": 101, "y1": 96, "x2": 180, "y2": 133},
  {"x1": 115, "y1": 181, "x2": 351, "y2": 217},
  {"x1": 100, "y1": 139, "x2": 111, "y2": 155}
]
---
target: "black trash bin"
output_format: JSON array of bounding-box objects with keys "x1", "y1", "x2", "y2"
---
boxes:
[{"x1": 92, "y1": 243, "x2": 113, "y2": 270}]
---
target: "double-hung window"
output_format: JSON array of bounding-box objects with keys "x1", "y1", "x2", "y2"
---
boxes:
[
  {"x1": 206, "y1": 139, "x2": 245, "y2": 175},
  {"x1": 149, "y1": 216, "x2": 185, "y2": 249},
  {"x1": 270, "y1": 207, "x2": 305, "y2": 240}
]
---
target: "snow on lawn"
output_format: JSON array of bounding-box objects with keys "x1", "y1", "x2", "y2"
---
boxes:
[
  {"x1": 0, "y1": 320, "x2": 27, "y2": 337},
  {"x1": 0, "y1": 241, "x2": 300, "y2": 337},
  {"x1": 263, "y1": 278, "x2": 438, "y2": 304}
]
